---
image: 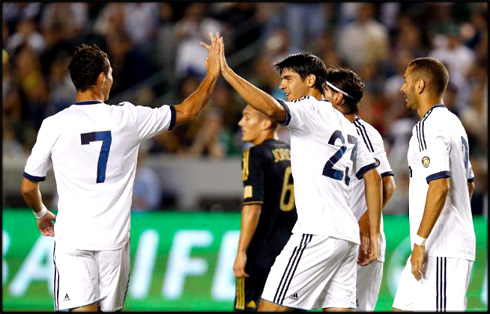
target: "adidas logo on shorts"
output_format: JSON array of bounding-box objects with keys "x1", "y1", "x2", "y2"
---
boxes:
[
  {"x1": 287, "y1": 292, "x2": 298, "y2": 301},
  {"x1": 63, "y1": 293, "x2": 71, "y2": 301}
]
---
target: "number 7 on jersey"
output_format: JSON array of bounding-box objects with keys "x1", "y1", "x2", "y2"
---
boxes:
[{"x1": 81, "y1": 131, "x2": 112, "y2": 183}]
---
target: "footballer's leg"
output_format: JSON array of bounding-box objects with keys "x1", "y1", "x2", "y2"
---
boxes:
[
  {"x1": 258, "y1": 298, "x2": 295, "y2": 312},
  {"x1": 70, "y1": 303, "x2": 98, "y2": 312}
]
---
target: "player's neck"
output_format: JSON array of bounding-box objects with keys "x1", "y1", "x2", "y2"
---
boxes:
[
  {"x1": 417, "y1": 97, "x2": 444, "y2": 118},
  {"x1": 252, "y1": 133, "x2": 275, "y2": 146},
  {"x1": 308, "y1": 89, "x2": 324, "y2": 100},
  {"x1": 344, "y1": 113, "x2": 357, "y2": 122},
  {"x1": 76, "y1": 89, "x2": 106, "y2": 103}
]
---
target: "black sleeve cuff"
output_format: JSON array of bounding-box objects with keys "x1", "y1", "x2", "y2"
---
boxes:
[
  {"x1": 426, "y1": 171, "x2": 451, "y2": 184},
  {"x1": 356, "y1": 163, "x2": 378, "y2": 180},
  {"x1": 275, "y1": 98, "x2": 291, "y2": 126},
  {"x1": 23, "y1": 172, "x2": 46, "y2": 182},
  {"x1": 168, "y1": 105, "x2": 176, "y2": 131},
  {"x1": 381, "y1": 171, "x2": 394, "y2": 178}
]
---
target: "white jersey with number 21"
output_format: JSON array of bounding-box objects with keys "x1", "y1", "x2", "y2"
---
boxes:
[{"x1": 277, "y1": 96, "x2": 376, "y2": 244}]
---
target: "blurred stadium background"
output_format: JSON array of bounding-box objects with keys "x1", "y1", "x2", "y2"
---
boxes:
[{"x1": 2, "y1": 2, "x2": 487, "y2": 311}]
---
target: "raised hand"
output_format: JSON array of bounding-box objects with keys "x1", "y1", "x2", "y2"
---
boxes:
[
  {"x1": 218, "y1": 36, "x2": 230, "y2": 74},
  {"x1": 200, "y1": 31, "x2": 221, "y2": 77}
]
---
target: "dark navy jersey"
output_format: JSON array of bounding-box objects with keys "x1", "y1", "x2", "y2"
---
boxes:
[{"x1": 241, "y1": 138, "x2": 297, "y2": 269}]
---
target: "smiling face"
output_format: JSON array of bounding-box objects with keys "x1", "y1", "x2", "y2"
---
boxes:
[
  {"x1": 238, "y1": 105, "x2": 268, "y2": 145},
  {"x1": 278, "y1": 69, "x2": 310, "y2": 101},
  {"x1": 400, "y1": 66, "x2": 419, "y2": 111}
]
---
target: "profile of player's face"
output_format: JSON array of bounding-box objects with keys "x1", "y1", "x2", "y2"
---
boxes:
[
  {"x1": 278, "y1": 69, "x2": 310, "y2": 101},
  {"x1": 400, "y1": 67, "x2": 417, "y2": 110},
  {"x1": 238, "y1": 105, "x2": 264, "y2": 144}
]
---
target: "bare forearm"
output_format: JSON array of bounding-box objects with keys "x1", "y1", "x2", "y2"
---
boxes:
[
  {"x1": 358, "y1": 210, "x2": 370, "y2": 234},
  {"x1": 237, "y1": 205, "x2": 262, "y2": 254},
  {"x1": 21, "y1": 178, "x2": 44, "y2": 212},
  {"x1": 364, "y1": 170, "x2": 382, "y2": 237},
  {"x1": 382, "y1": 175, "x2": 396, "y2": 209},
  {"x1": 417, "y1": 179, "x2": 449, "y2": 238},
  {"x1": 175, "y1": 74, "x2": 218, "y2": 125},
  {"x1": 222, "y1": 67, "x2": 286, "y2": 121},
  {"x1": 468, "y1": 181, "x2": 475, "y2": 200}
]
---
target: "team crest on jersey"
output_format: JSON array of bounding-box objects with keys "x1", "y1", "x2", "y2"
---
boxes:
[
  {"x1": 374, "y1": 158, "x2": 380, "y2": 167},
  {"x1": 422, "y1": 156, "x2": 430, "y2": 168}
]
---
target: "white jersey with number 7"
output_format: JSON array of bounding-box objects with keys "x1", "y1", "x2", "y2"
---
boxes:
[{"x1": 23, "y1": 100, "x2": 175, "y2": 250}]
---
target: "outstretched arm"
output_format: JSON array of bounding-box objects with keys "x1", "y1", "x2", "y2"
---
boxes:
[
  {"x1": 173, "y1": 32, "x2": 221, "y2": 126},
  {"x1": 217, "y1": 37, "x2": 286, "y2": 122}
]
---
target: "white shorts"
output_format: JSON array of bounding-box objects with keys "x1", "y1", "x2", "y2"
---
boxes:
[
  {"x1": 261, "y1": 233, "x2": 359, "y2": 310},
  {"x1": 53, "y1": 240, "x2": 130, "y2": 311},
  {"x1": 356, "y1": 260, "x2": 383, "y2": 311},
  {"x1": 393, "y1": 255, "x2": 473, "y2": 311}
]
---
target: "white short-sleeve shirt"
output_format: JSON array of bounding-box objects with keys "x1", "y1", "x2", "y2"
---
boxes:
[
  {"x1": 349, "y1": 117, "x2": 394, "y2": 261},
  {"x1": 24, "y1": 100, "x2": 176, "y2": 250},
  {"x1": 278, "y1": 96, "x2": 377, "y2": 244},
  {"x1": 407, "y1": 104, "x2": 475, "y2": 261}
]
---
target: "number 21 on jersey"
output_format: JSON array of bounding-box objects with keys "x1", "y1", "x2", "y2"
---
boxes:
[{"x1": 322, "y1": 130, "x2": 357, "y2": 185}]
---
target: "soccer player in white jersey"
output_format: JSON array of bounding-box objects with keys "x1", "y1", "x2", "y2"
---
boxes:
[
  {"x1": 20, "y1": 32, "x2": 222, "y2": 312},
  {"x1": 324, "y1": 67, "x2": 396, "y2": 311},
  {"x1": 206, "y1": 37, "x2": 382, "y2": 311},
  {"x1": 392, "y1": 57, "x2": 476, "y2": 311}
]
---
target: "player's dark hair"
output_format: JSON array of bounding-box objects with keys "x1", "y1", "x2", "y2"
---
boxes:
[
  {"x1": 408, "y1": 57, "x2": 449, "y2": 96},
  {"x1": 325, "y1": 66, "x2": 365, "y2": 115},
  {"x1": 273, "y1": 52, "x2": 327, "y2": 94},
  {"x1": 68, "y1": 44, "x2": 109, "y2": 92}
]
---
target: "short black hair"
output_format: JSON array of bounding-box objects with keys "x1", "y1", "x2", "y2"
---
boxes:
[
  {"x1": 68, "y1": 44, "x2": 109, "y2": 92},
  {"x1": 273, "y1": 52, "x2": 327, "y2": 94},
  {"x1": 408, "y1": 57, "x2": 449, "y2": 96},
  {"x1": 325, "y1": 66, "x2": 365, "y2": 114}
]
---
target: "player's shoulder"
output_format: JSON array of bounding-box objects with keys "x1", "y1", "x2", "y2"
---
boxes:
[
  {"x1": 353, "y1": 117, "x2": 383, "y2": 139},
  {"x1": 418, "y1": 105, "x2": 456, "y2": 133},
  {"x1": 251, "y1": 139, "x2": 290, "y2": 161},
  {"x1": 288, "y1": 95, "x2": 326, "y2": 108},
  {"x1": 42, "y1": 104, "x2": 78, "y2": 125},
  {"x1": 110, "y1": 100, "x2": 136, "y2": 110},
  {"x1": 258, "y1": 138, "x2": 290, "y2": 150}
]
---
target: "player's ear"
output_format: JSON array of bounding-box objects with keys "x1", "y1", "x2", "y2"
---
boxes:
[
  {"x1": 97, "y1": 72, "x2": 106, "y2": 85},
  {"x1": 416, "y1": 79, "x2": 425, "y2": 94},
  {"x1": 335, "y1": 91, "x2": 343, "y2": 105},
  {"x1": 261, "y1": 119, "x2": 272, "y2": 130},
  {"x1": 306, "y1": 74, "x2": 316, "y2": 88}
]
